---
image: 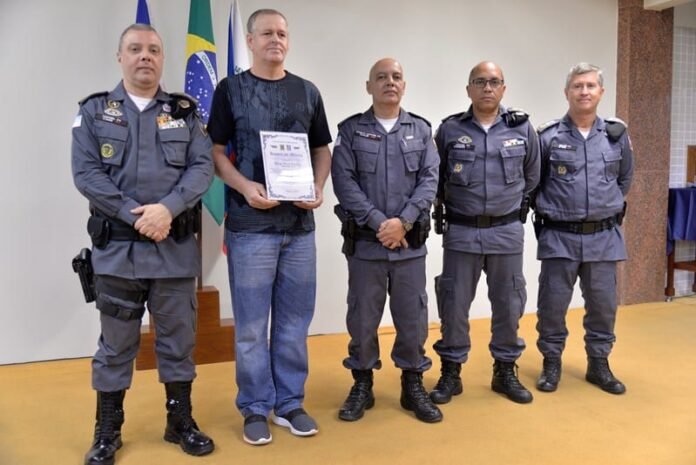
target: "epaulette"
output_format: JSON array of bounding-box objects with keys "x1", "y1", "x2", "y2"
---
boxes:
[
  {"x1": 605, "y1": 117, "x2": 627, "y2": 142},
  {"x1": 337, "y1": 113, "x2": 362, "y2": 128},
  {"x1": 502, "y1": 107, "x2": 529, "y2": 127},
  {"x1": 441, "y1": 111, "x2": 469, "y2": 124},
  {"x1": 78, "y1": 91, "x2": 108, "y2": 105},
  {"x1": 169, "y1": 92, "x2": 198, "y2": 119},
  {"x1": 537, "y1": 119, "x2": 560, "y2": 134},
  {"x1": 407, "y1": 111, "x2": 431, "y2": 127}
]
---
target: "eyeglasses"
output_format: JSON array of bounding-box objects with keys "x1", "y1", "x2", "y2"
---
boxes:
[{"x1": 470, "y1": 78, "x2": 504, "y2": 89}]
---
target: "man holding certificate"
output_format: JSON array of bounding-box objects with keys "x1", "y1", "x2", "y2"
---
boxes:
[
  {"x1": 331, "y1": 58, "x2": 441, "y2": 423},
  {"x1": 207, "y1": 9, "x2": 331, "y2": 445}
]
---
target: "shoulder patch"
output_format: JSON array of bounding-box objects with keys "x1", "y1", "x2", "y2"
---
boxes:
[
  {"x1": 78, "y1": 91, "x2": 108, "y2": 105},
  {"x1": 337, "y1": 112, "x2": 362, "y2": 128},
  {"x1": 407, "y1": 111, "x2": 431, "y2": 127},
  {"x1": 169, "y1": 92, "x2": 198, "y2": 119},
  {"x1": 441, "y1": 111, "x2": 468, "y2": 124},
  {"x1": 605, "y1": 117, "x2": 627, "y2": 142},
  {"x1": 537, "y1": 119, "x2": 560, "y2": 133},
  {"x1": 502, "y1": 107, "x2": 529, "y2": 127}
]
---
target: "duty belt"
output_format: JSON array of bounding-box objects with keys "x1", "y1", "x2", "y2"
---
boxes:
[
  {"x1": 446, "y1": 210, "x2": 521, "y2": 228},
  {"x1": 539, "y1": 215, "x2": 620, "y2": 234},
  {"x1": 354, "y1": 227, "x2": 380, "y2": 242}
]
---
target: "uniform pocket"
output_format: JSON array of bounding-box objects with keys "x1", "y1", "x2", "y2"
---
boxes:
[
  {"x1": 96, "y1": 123, "x2": 129, "y2": 167},
  {"x1": 549, "y1": 149, "x2": 576, "y2": 182},
  {"x1": 159, "y1": 127, "x2": 190, "y2": 167},
  {"x1": 500, "y1": 145, "x2": 525, "y2": 184},
  {"x1": 353, "y1": 137, "x2": 380, "y2": 173},
  {"x1": 447, "y1": 149, "x2": 476, "y2": 186},
  {"x1": 402, "y1": 139, "x2": 425, "y2": 173},
  {"x1": 602, "y1": 149, "x2": 622, "y2": 182}
]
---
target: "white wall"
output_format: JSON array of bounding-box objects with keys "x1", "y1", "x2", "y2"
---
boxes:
[{"x1": 0, "y1": 0, "x2": 619, "y2": 364}]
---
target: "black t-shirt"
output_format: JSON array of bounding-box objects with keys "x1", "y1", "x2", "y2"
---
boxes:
[{"x1": 208, "y1": 70, "x2": 332, "y2": 233}]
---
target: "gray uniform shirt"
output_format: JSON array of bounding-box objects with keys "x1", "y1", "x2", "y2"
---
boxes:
[
  {"x1": 534, "y1": 114, "x2": 634, "y2": 261},
  {"x1": 435, "y1": 106, "x2": 540, "y2": 254},
  {"x1": 331, "y1": 108, "x2": 439, "y2": 261},
  {"x1": 72, "y1": 82, "x2": 214, "y2": 278}
]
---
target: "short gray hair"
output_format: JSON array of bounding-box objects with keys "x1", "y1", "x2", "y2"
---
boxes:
[
  {"x1": 565, "y1": 62, "x2": 603, "y2": 89},
  {"x1": 246, "y1": 9, "x2": 287, "y2": 33},
  {"x1": 118, "y1": 23, "x2": 160, "y2": 52}
]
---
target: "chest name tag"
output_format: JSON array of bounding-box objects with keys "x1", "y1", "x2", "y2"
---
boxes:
[
  {"x1": 503, "y1": 138, "x2": 524, "y2": 148},
  {"x1": 355, "y1": 130, "x2": 381, "y2": 141},
  {"x1": 555, "y1": 143, "x2": 576, "y2": 151},
  {"x1": 95, "y1": 113, "x2": 128, "y2": 127}
]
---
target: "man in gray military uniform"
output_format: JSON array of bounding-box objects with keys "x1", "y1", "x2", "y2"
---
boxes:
[
  {"x1": 72, "y1": 24, "x2": 215, "y2": 465},
  {"x1": 430, "y1": 61, "x2": 540, "y2": 405},
  {"x1": 533, "y1": 63, "x2": 633, "y2": 394},
  {"x1": 331, "y1": 58, "x2": 441, "y2": 423}
]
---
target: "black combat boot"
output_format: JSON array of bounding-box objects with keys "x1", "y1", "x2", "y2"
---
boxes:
[
  {"x1": 536, "y1": 357, "x2": 562, "y2": 392},
  {"x1": 400, "y1": 370, "x2": 443, "y2": 423},
  {"x1": 430, "y1": 360, "x2": 463, "y2": 404},
  {"x1": 163, "y1": 381, "x2": 215, "y2": 456},
  {"x1": 84, "y1": 390, "x2": 126, "y2": 465},
  {"x1": 586, "y1": 357, "x2": 626, "y2": 394},
  {"x1": 491, "y1": 360, "x2": 533, "y2": 404},
  {"x1": 338, "y1": 369, "x2": 375, "y2": 421}
]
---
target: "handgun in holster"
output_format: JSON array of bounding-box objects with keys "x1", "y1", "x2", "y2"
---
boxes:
[
  {"x1": 519, "y1": 196, "x2": 531, "y2": 224},
  {"x1": 72, "y1": 248, "x2": 96, "y2": 303},
  {"x1": 407, "y1": 212, "x2": 432, "y2": 248},
  {"x1": 432, "y1": 199, "x2": 448, "y2": 235},
  {"x1": 334, "y1": 204, "x2": 357, "y2": 256}
]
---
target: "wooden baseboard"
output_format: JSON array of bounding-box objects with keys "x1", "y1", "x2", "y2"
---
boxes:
[{"x1": 135, "y1": 286, "x2": 235, "y2": 370}]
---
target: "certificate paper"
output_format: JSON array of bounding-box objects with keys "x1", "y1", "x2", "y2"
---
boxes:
[{"x1": 260, "y1": 131, "x2": 316, "y2": 201}]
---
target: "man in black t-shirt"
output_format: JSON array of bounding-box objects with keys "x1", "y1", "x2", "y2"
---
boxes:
[{"x1": 207, "y1": 8, "x2": 331, "y2": 446}]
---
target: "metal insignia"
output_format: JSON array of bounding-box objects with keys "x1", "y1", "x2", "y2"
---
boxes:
[
  {"x1": 107, "y1": 100, "x2": 120, "y2": 109},
  {"x1": 178, "y1": 100, "x2": 191, "y2": 109},
  {"x1": 101, "y1": 143, "x2": 115, "y2": 158},
  {"x1": 162, "y1": 103, "x2": 172, "y2": 113},
  {"x1": 104, "y1": 108, "x2": 123, "y2": 117},
  {"x1": 558, "y1": 165, "x2": 567, "y2": 175},
  {"x1": 457, "y1": 135, "x2": 473, "y2": 144},
  {"x1": 453, "y1": 163, "x2": 463, "y2": 173}
]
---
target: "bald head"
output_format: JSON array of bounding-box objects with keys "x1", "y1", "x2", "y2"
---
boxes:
[
  {"x1": 369, "y1": 57, "x2": 403, "y2": 81},
  {"x1": 468, "y1": 61, "x2": 504, "y2": 83}
]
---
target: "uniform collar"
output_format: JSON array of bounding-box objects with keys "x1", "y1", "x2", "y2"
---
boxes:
[
  {"x1": 108, "y1": 81, "x2": 168, "y2": 110},
  {"x1": 359, "y1": 106, "x2": 413, "y2": 133},
  {"x1": 560, "y1": 113, "x2": 605, "y2": 140}
]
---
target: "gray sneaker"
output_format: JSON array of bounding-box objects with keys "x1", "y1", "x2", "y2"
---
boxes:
[
  {"x1": 243, "y1": 415, "x2": 272, "y2": 446},
  {"x1": 272, "y1": 408, "x2": 318, "y2": 437}
]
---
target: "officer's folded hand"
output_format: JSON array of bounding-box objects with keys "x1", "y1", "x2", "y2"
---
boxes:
[
  {"x1": 132, "y1": 204, "x2": 172, "y2": 241},
  {"x1": 377, "y1": 218, "x2": 408, "y2": 250},
  {"x1": 242, "y1": 180, "x2": 280, "y2": 210}
]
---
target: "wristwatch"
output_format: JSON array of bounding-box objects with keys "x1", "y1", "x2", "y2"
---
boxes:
[{"x1": 399, "y1": 217, "x2": 413, "y2": 233}]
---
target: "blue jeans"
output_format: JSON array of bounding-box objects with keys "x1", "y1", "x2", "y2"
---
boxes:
[{"x1": 225, "y1": 230, "x2": 316, "y2": 418}]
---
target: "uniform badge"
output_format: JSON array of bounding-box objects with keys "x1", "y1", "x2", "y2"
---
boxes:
[
  {"x1": 104, "y1": 108, "x2": 123, "y2": 117},
  {"x1": 72, "y1": 114, "x2": 82, "y2": 128},
  {"x1": 557, "y1": 165, "x2": 567, "y2": 175},
  {"x1": 178, "y1": 99, "x2": 191, "y2": 109},
  {"x1": 557, "y1": 143, "x2": 575, "y2": 150},
  {"x1": 107, "y1": 100, "x2": 120, "y2": 109},
  {"x1": 503, "y1": 138, "x2": 524, "y2": 148},
  {"x1": 162, "y1": 103, "x2": 172, "y2": 113},
  {"x1": 453, "y1": 163, "x2": 463, "y2": 173},
  {"x1": 334, "y1": 135, "x2": 341, "y2": 147},
  {"x1": 457, "y1": 135, "x2": 473, "y2": 144},
  {"x1": 101, "y1": 143, "x2": 115, "y2": 158}
]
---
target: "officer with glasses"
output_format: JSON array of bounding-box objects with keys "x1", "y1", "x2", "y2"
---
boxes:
[{"x1": 430, "y1": 61, "x2": 540, "y2": 405}]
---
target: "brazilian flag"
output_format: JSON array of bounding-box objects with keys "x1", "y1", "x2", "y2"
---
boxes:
[{"x1": 185, "y1": 0, "x2": 224, "y2": 225}]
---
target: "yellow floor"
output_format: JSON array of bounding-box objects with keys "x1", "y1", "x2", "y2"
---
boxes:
[{"x1": 2, "y1": 298, "x2": 695, "y2": 465}]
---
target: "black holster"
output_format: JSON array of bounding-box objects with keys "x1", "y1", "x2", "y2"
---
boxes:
[
  {"x1": 520, "y1": 196, "x2": 531, "y2": 224},
  {"x1": 334, "y1": 204, "x2": 356, "y2": 256},
  {"x1": 432, "y1": 200, "x2": 447, "y2": 235},
  {"x1": 72, "y1": 248, "x2": 96, "y2": 303},
  {"x1": 406, "y1": 213, "x2": 431, "y2": 248}
]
